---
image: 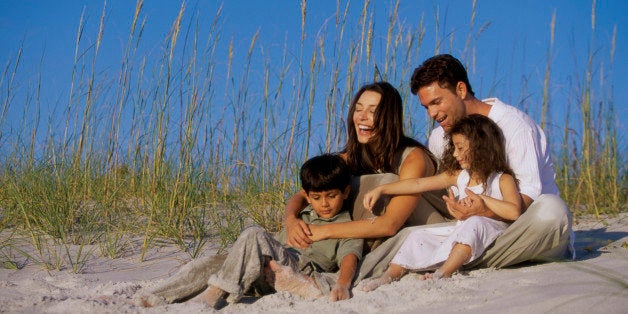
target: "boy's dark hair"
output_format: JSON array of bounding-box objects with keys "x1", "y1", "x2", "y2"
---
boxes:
[
  {"x1": 410, "y1": 54, "x2": 475, "y2": 97},
  {"x1": 300, "y1": 154, "x2": 351, "y2": 193}
]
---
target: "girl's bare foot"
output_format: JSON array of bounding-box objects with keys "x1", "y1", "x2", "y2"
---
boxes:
[
  {"x1": 420, "y1": 270, "x2": 445, "y2": 280},
  {"x1": 268, "y1": 260, "x2": 323, "y2": 299}
]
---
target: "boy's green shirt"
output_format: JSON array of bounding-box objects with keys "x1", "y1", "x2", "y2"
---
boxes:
[{"x1": 277, "y1": 206, "x2": 363, "y2": 273}]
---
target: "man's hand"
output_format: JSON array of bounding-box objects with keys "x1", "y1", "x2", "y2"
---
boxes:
[
  {"x1": 330, "y1": 282, "x2": 351, "y2": 301},
  {"x1": 443, "y1": 188, "x2": 490, "y2": 220},
  {"x1": 285, "y1": 217, "x2": 312, "y2": 249}
]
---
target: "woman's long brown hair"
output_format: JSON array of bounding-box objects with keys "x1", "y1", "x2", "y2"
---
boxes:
[{"x1": 343, "y1": 81, "x2": 433, "y2": 175}]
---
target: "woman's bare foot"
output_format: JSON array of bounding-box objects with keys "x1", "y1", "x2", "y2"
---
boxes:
[
  {"x1": 268, "y1": 260, "x2": 323, "y2": 299},
  {"x1": 359, "y1": 263, "x2": 406, "y2": 292},
  {"x1": 358, "y1": 272, "x2": 394, "y2": 292},
  {"x1": 189, "y1": 285, "x2": 227, "y2": 309}
]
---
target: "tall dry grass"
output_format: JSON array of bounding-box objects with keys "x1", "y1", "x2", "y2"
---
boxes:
[
  {"x1": 553, "y1": 0, "x2": 624, "y2": 218},
  {"x1": 0, "y1": 0, "x2": 624, "y2": 271}
]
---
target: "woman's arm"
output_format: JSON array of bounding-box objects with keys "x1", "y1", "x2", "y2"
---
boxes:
[
  {"x1": 363, "y1": 172, "x2": 454, "y2": 210},
  {"x1": 284, "y1": 189, "x2": 313, "y2": 248},
  {"x1": 310, "y1": 148, "x2": 435, "y2": 240}
]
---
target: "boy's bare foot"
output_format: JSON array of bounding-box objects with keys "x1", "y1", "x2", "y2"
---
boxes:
[
  {"x1": 268, "y1": 260, "x2": 323, "y2": 299},
  {"x1": 358, "y1": 272, "x2": 393, "y2": 292},
  {"x1": 132, "y1": 293, "x2": 165, "y2": 307},
  {"x1": 189, "y1": 286, "x2": 227, "y2": 309}
]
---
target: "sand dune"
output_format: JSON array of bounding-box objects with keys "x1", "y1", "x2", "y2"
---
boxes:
[{"x1": 1, "y1": 213, "x2": 626, "y2": 313}]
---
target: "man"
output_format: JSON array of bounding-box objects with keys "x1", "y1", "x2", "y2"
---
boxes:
[
  {"x1": 354, "y1": 54, "x2": 573, "y2": 282},
  {"x1": 410, "y1": 54, "x2": 573, "y2": 268}
]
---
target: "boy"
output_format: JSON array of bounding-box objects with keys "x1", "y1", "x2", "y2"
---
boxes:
[{"x1": 191, "y1": 153, "x2": 363, "y2": 308}]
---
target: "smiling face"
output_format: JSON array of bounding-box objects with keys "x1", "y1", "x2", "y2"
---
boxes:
[
  {"x1": 305, "y1": 187, "x2": 349, "y2": 219},
  {"x1": 451, "y1": 133, "x2": 471, "y2": 169},
  {"x1": 417, "y1": 81, "x2": 466, "y2": 132},
  {"x1": 353, "y1": 90, "x2": 381, "y2": 144}
]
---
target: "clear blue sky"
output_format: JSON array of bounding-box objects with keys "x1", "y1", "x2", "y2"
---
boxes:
[{"x1": 0, "y1": 0, "x2": 626, "y2": 154}]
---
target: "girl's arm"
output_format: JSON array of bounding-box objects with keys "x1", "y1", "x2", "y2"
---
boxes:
[
  {"x1": 363, "y1": 171, "x2": 454, "y2": 210},
  {"x1": 309, "y1": 148, "x2": 437, "y2": 240},
  {"x1": 478, "y1": 173, "x2": 522, "y2": 221}
]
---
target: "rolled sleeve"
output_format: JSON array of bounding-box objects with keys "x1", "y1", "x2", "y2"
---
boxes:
[
  {"x1": 336, "y1": 238, "x2": 363, "y2": 264},
  {"x1": 506, "y1": 128, "x2": 542, "y2": 199}
]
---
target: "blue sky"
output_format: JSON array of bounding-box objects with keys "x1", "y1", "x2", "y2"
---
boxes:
[{"x1": 0, "y1": 0, "x2": 625, "y2": 157}]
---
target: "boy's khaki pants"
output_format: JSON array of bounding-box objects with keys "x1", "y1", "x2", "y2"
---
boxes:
[{"x1": 135, "y1": 225, "x2": 338, "y2": 305}]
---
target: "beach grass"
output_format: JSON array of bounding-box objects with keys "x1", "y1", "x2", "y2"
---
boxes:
[{"x1": 0, "y1": 0, "x2": 624, "y2": 272}]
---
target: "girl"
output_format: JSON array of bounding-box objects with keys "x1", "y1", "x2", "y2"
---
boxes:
[{"x1": 359, "y1": 114, "x2": 522, "y2": 291}]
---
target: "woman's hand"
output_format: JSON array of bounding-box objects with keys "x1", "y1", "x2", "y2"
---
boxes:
[
  {"x1": 362, "y1": 187, "x2": 383, "y2": 211},
  {"x1": 307, "y1": 224, "x2": 326, "y2": 242},
  {"x1": 285, "y1": 216, "x2": 312, "y2": 249}
]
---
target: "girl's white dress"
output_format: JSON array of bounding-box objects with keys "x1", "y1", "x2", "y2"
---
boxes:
[{"x1": 391, "y1": 170, "x2": 510, "y2": 270}]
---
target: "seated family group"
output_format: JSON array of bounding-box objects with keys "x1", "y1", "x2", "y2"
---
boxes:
[{"x1": 135, "y1": 54, "x2": 574, "y2": 308}]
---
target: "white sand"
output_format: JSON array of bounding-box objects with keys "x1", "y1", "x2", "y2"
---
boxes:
[{"x1": 1, "y1": 213, "x2": 626, "y2": 313}]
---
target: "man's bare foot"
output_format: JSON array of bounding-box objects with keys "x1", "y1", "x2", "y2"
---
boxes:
[
  {"x1": 358, "y1": 272, "x2": 394, "y2": 292},
  {"x1": 268, "y1": 260, "x2": 323, "y2": 299},
  {"x1": 189, "y1": 286, "x2": 227, "y2": 309}
]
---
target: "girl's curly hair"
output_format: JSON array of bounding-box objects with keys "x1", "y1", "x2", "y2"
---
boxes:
[{"x1": 440, "y1": 114, "x2": 518, "y2": 191}]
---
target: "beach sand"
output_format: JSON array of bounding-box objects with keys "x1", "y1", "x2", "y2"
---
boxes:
[{"x1": 1, "y1": 213, "x2": 626, "y2": 313}]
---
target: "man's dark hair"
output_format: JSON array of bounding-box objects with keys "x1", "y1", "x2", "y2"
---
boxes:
[
  {"x1": 410, "y1": 54, "x2": 475, "y2": 96},
  {"x1": 300, "y1": 154, "x2": 351, "y2": 193}
]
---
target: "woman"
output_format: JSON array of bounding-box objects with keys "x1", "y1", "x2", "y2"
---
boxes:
[
  {"x1": 134, "y1": 82, "x2": 444, "y2": 306},
  {"x1": 285, "y1": 81, "x2": 447, "y2": 257}
]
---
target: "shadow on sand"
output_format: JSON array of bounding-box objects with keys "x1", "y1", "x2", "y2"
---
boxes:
[{"x1": 573, "y1": 229, "x2": 627, "y2": 260}]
